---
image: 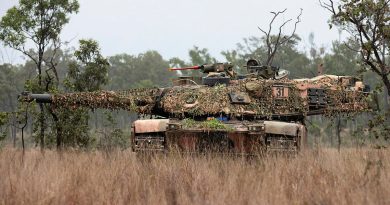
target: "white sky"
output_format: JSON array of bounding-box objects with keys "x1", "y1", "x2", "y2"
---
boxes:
[{"x1": 0, "y1": 0, "x2": 342, "y2": 64}]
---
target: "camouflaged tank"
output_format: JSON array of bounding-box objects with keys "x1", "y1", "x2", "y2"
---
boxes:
[{"x1": 19, "y1": 59, "x2": 370, "y2": 154}]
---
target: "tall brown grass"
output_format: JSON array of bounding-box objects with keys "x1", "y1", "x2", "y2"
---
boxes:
[{"x1": 0, "y1": 147, "x2": 389, "y2": 205}]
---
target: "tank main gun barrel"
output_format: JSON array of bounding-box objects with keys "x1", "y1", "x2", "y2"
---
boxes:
[
  {"x1": 18, "y1": 92, "x2": 53, "y2": 103},
  {"x1": 18, "y1": 89, "x2": 164, "y2": 115}
]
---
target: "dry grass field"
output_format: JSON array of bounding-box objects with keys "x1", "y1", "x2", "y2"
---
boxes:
[{"x1": 0, "y1": 147, "x2": 389, "y2": 205}]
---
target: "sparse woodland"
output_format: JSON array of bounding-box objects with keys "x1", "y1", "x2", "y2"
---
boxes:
[
  {"x1": 0, "y1": 0, "x2": 389, "y2": 204},
  {"x1": 0, "y1": 0, "x2": 388, "y2": 149}
]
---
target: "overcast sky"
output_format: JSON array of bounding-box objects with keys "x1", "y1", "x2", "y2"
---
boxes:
[{"x1": 0, "y1": 0, "x2": 342, "y2": 64}]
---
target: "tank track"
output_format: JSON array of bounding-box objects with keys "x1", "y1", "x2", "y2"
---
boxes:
[
  {"x1": 266, "y1": 135, "x2": 299, "y2": 153},
  {"x1": 133, "y1": 132, "x2": 300, "y2": 154},
  {"x1": 133, "y1": 134, "x2": 165, "y2": 152}
]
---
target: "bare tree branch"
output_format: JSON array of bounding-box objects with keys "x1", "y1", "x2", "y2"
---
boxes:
[
  {"x1": 43, "y1": 38, "x2": 61, "y2": 84},
  {"x1": 343, "y1": 42, "x2": 359, "y2": 53},
  {"x1": 319, "y1": 0, "x2": 336, "y2": 14},
  {"x1": 280, "y1": 8, "x2": 302, "y2": 45},
  {"x1": 258, "y1": 8, "x2": 302, "y2": 66}
]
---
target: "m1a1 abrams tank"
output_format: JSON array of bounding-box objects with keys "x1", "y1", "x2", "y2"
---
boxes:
[{"x1": 19, "y1": 59, "x2": 370, "y2": 154}]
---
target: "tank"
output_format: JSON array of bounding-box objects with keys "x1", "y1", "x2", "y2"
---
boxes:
[{"x1": 19, "y1": 59, "x2": 370, "y2": 154}]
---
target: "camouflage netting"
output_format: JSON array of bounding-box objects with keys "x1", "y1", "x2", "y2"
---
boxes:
[
  {"x1": 49, "y1": 77, "x2": 369, "y2": 119},
  {"x1": 52, "y1": 89, "x2": 160, "y2": 114},
  {"x1": 161, "y1": 79, "x2": 307, "y2": 118},
  {"x1": 293, "y1": 75, "x2": 370, "y2": 117},
  {"x1": 324, "y1": 88, "x2": 370, "y2": 117}
]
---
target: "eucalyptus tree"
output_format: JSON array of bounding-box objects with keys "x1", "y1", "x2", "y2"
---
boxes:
[
  {"x1": 321, "y1": 0, "x2": 390, "y2": 96},
  {"x1": 0, "y1": 0, "x2": 79, "y2": 148}
]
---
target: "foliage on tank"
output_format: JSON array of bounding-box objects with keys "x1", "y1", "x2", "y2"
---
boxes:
[
  {"x1": 51, "y1": 88, "x2": 160, "y2": 114},
  {"x1": 161, "y1": 80, "x2": 307, "y2": 118},
  {"x1": 182, "y1": 118, "x2": 232, "y2": 130}
]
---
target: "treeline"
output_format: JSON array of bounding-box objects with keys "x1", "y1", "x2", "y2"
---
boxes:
[
  {"x1": 0, "y1": 34, "x2": 388, "y2": 149},
  {"x1": 0, "y1": 0, "x2": 389, "y2": 149}
]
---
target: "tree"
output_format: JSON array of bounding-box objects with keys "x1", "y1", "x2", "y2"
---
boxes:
[
  {"x1": 67, "y1": 39, "x2": 109, "y2": 92},
  {"x1": 0, "y1": 0, "x2": 79, "y2": 148},
  {"x1": 236, "y1": 36, "x2": 268, "y2": 62},
  {"x1": 188, "y1": 46, "x2": 216, "y2": 65},
  {"x1": 321, "y1": 0, "x2": 390, "y2": 97},
  {"x1": 169, "y1": 46, "x2": 217, "y2": 77},
  {"x1": 323, "y1": 38, "x2": 361, "y2": 76},
  {"x1": 0, "y1": 64, "x2": 31, "y2": 146},
  {"x1": 108, "y1": 51, "x2": 175, "y2": 90},
  {"x1": 51, "y1": 39, "x2": 109, "y2": 148},
  {"x1": 0, "y1": 112, "x2": 9, "y2": 144}
]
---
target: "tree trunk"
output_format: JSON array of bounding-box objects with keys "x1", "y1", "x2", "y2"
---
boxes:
[
  {"x1": 330, "y1": 124, "x2": 333, "y2": 147},
  {"x1": 39, "y1": 104, "x2": 45, "y2": 149},
  {"x1": 381, "y1": 43, "x2": 389, "y2": 110},
  {"x1": 49, "y1": 109, "x2": 62, "y2": 149},
  {"x1": 384, "y1": 86, "x2": 389, "y2": 111},
  {"x1": 21, "y1": 126, "x2": 25, "y2": 151},
  {"x1": 38, "y1": 44, "x2": 45, "y2": 150},
  {"x1": 383, "y1": 74, "x2": 390, "y2": 98},
  {"x1": 336, "y1": 115, "x2": 341, "y2": 152},
  {"x1": 12, "y1": 117, "x2": 16, "y2": 147}
]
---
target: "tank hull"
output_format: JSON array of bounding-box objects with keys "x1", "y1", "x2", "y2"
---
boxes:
[{"x1": 131, "y1": 119, "x2": 307, "y2": 155}]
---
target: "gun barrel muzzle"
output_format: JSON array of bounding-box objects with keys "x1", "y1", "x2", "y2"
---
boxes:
[{"x1": 18, "y1": 92, "x2": 52, "y2": 103}]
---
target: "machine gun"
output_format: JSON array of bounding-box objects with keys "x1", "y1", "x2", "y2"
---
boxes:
[
  {"x1": 18, "y1": 59, "x2": 370, "y2": 154},
  {"x1": 245, "y1": 59, "x2": 289, "y2": 79}
]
